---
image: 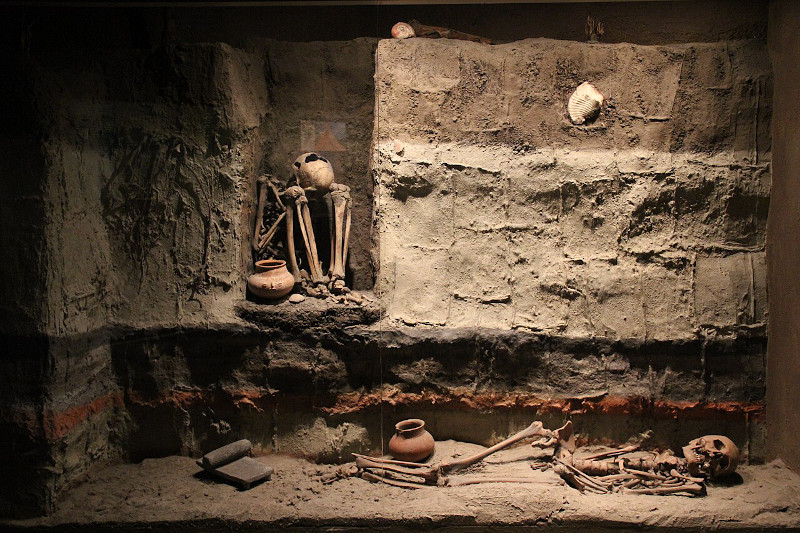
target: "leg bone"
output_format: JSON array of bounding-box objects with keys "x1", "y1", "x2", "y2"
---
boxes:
[{"x1": 282, "y1": 192, "x2": 301, "y2": 283}]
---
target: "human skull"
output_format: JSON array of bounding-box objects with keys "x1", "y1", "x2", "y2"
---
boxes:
[
  {"x1": 293, "y1": 153, "x2": 334, "y2": 191},
  {"x1": 682, "y1": 435, "x2": 740, "y2": 478}
]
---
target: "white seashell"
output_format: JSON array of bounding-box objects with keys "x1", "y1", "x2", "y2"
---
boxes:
[
  {"x1": 391, "y1": 22, "x2": 415, "y2": 39},
  {"x1": 567, "y1": 82, "x2": 604, "y2": 125}
]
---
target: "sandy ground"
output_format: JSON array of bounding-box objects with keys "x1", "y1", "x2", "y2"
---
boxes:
[{"x1": 4, "y1": 440, "x2": 800, "y2": 531}]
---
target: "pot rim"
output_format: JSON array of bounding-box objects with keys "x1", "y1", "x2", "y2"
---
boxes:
[
  {"x1": 255, "y1": 259, "x2": 287, "y2": 271},
  {"x1": 395, "y1": 418, "x2": 425, "y2": 433}
]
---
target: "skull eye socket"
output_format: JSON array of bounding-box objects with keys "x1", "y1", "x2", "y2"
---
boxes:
[
  {"x1": 305, "y1": 153, "x2": 320, "y2": 163},
  {"x1": 718, "y1": 456, "x2": 730, "y2": 470},
  {"x1": 713, "y1": 439, "x2": 726, "y2": 450},
  {"x1": 294, "y1": 162, "x2": 301, "y2": 168}
]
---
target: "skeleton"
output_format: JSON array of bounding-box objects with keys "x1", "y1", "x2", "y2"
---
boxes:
[
  {"x1": 252, "y1": 153, "x2": 352, "y2": 288},
  {"x1": 286, "y1": 153, "x2": 352, "y2": 284},
  {"x1": 351, "y1": 419, "x2": 739, "y2": 497}
]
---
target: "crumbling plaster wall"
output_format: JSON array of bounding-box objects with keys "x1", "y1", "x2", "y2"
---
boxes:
[
  {"x1": 374, "y1": 38, "x2": 771, "y2": 338},
  {"x1": 767, "y1": 0, "x2": 800, "y2": 473}
]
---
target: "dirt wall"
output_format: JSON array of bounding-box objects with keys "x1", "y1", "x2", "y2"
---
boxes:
[
  {"x1": 374, "y1": 38, "x2": 771, "y2": 336},
  {"x1": 767, "y1": 0, "x2": 800, "y2": 473},
  {"x1": 0, "y1": 38, "x2": 376, "y2": 517},
  {"x1": 0, "y1": 1, "x2": 776, "y2": 518}
]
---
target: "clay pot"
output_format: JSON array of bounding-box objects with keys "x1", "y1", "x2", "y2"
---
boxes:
[
  {"x1": 247, "y1": 259, "x2": 295, "y2": 299},
  {"x1": 388, "y1": 419, "x2": 435, "y2": 462}
]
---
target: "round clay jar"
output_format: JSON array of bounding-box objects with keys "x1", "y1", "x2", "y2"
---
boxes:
[
  {"x1": 388, "y1": 418, "x2": 435, "y2": 462},
  {"x1": 247, "y1": 259, "x2": 295, "y2": 299}
]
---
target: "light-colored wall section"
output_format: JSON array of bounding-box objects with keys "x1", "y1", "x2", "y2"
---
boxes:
[
  {"x1": 767, "y1": 0, "x2": 800, "y2": 472},
  {"x1": 373, "y1": 38, "x2": 771, "y2": 337}
]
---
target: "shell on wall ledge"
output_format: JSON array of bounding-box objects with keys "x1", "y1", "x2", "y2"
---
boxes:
[
  {"x1": 391, "y1": 22, "x2": 416, "y2": 39},
  {"x1": 567, "y1": 82, "x2": 605, "y2": 125}
]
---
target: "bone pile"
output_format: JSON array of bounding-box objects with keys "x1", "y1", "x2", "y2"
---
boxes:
[
  {"x1": 253, "y1": 153, "x2": 364, "y2": 304},
  {"x1": 351, "y1": 420, "x2": 740, "y2": 496}
]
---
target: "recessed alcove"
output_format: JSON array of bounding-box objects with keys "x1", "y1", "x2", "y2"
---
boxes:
[{"x1": 1, "y1": 0, "x2": 800, "y2": 530}]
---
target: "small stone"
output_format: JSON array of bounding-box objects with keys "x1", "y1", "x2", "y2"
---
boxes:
[
  {"x1": 306, "y1": 286, "x2": 321, "y2": 297},
  {"x1": 289, "y1": 293, "x2": 306, "y2": 303}
]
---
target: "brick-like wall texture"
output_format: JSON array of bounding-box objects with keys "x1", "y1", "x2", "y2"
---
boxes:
[{"x1": 374, "y1": 38, "x2": 771, "y2": 338}]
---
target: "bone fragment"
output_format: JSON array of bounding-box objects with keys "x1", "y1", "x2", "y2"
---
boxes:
[
  {"x1": 669, "y1": 469, "x2": 705, "y2": 484},
  {"x1": 342, "y1": 196, "x2": 352, "y2": 274},
  {"x1": 287, "y1": 186, "x2": 323, "y2": 283},
  {"x1": 622, "y1": 466, "x2": 669, "y2": 481},
  {"x1": 252, "y1": 175, "x2": 269, "y2": 250},
  {"x1": 330, "y1": 184, "x2": 350, "y2": 279},
  {"x1": 269, "y1": 181, "x2": 285, "y2": 210},
  {"x1": 622, "y1": 483, "x2": 704, "y2": 495},
  {"x1": 361, "y1": 471, "x2": 424, "y2": 489},
  {"x1": 581, "y1": 445, "x2": 640, "y2": 461},
  {"x1": 284, "y1": 201, "x2": 300, "y2": 283},
  {"x1": 258, "y1": 212, "x2": 285, "y2": 253},
  {"x1": 299, "y1": 198, "x2": 323, "y2": 281},
  {"x1": 355, "y1": 456, "x2": 439, "y2": 483},
  {"x1": 440, "y1": 421, "x2": 551, "y2": 473},
  {"x1": 408, "y1": 19, "x2": 492, "y2": 44},
  {"x1": 445, "y1": 476, "x2": 556, "y2": 487},
  {"x1": 352, "y1": 454, "x2": 433, "y2": 468}
]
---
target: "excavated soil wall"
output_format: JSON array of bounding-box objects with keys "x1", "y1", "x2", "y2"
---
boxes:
[{"x1": 0, "y1": 4, "x2": 774, "y2": 519}]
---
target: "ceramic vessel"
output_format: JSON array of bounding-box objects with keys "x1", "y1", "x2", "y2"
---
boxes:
[
  {"x1": 247, "y1": 259, "x2": 295, "y2": 299},
  {"x1": 388, "y1": 419, "x2": 435, "y2": 462}
]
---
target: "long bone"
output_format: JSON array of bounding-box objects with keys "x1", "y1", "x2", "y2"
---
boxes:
[
  {"x1": 326, "y1": 192, "x2": 335, "y2": 277},
  {"x1": 282, "y1": 189, "x2": 302, "y2": 283},
  {"x1": 252, "y1": 175, "x2": 270, "y2": 251},
  {"x1": 356, "y1": 420, "x2": 553, "y2": 485},
  {"x1": 298, "y1": 191, "x2": 323, "y2": 282},
  {"x1": 284, "y1": 186, "x2": 323, "y2": 283},
  {"x1": 258, "y1": 212, "x2": 285, "y2": 253},
  {"x1": 329, "y1": 183, "x2": 351, "y2": 280}
]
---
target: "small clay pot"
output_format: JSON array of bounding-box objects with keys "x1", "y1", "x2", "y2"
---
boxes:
[
  {"x1": 388, "y1": 419, "x2": 435, "y2": 462},
  {"x1": 247, "y1": 259, "x2": 295, "y2": 299}
]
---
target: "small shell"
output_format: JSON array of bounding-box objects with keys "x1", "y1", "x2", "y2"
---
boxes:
[
  {"x1": 391, "y1": 22, "x2": 415, "y2": 39},
  {"x1": 567, "y1": 82, "x2": 604, "y2": 125}
]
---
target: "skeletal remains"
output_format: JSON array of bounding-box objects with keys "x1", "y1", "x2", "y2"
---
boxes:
[
  {"x1": 253, "y1": 153, "x2": 352, "y2": 292},
  {"x1": 352, "y1": 420, "x2": 740, "y2": 495}
]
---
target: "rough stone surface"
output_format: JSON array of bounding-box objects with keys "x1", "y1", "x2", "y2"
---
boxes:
[
  {"x1": 4, "y1": 447, "x2": 800, "y2": 532},
  {"x1": 373, "y1": 38, "x2": 771, "y2": 335}
]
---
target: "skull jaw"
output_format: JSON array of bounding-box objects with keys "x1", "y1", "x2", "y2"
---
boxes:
[{"x1": 682, "y1": 435, "x2": 740, "y2": 479}]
